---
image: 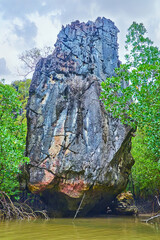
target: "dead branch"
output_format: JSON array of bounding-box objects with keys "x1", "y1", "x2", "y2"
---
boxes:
[
  {"x1": 143, "y1": 196, "x2": 160, "y2": 223},
  {"x1": 155, "y1": 195, "x2": 160, "y2": 207},
  {"x1": 144, "y1": 214, "x2": 160, "y2": 223}
]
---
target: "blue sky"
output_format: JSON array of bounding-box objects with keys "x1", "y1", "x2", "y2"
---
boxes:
[{"x1": 0, "y1": 0, "x2": 160, "y2": 83}]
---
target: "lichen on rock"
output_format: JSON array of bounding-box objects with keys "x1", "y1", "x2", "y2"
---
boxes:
[{"x1": 26, "y1": 17, "x2": 134, "y2": 217}]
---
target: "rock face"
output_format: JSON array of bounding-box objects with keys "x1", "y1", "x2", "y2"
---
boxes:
[
  {"x1": 113, "y1": 192, "x2": 138, "y2": 215},
  {"x1": 26, "y1": 17, "x2": 134, "y2": 217}
]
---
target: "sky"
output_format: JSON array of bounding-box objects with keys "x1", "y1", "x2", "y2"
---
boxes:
[{"x1": 0, "y1": 0, "x2": 160, "y2": 83}]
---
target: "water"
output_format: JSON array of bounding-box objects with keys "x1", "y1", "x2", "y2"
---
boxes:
[{"x1": 0, "y1": 217, "x2": 160, "y2": 240}]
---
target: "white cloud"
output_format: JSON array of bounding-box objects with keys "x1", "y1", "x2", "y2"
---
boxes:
[
  {"x1": 28, "y1": 11, "x2": 61, "y2": 48},
  {"x1": 0, "y1": 58, "x2": 10, "y2": 75},
  {"x1": 0, "y1": 0, "x2": 160, "y2": 83},
  {"x1": 42, "y1": 2, "x2": 47, "y2": 7},
  {"x1": 13, "y1": 19, "x2": 37, "y2": 47}
]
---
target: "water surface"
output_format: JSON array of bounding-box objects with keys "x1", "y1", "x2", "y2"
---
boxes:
[{"x1": 0, "y1": 217, "x2": 160, "y2": 240}]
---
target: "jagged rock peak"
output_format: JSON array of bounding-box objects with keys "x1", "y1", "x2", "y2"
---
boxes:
[
  {"x1": 29, "y1": 17, "x2": 119, "y2": 95},
  {"x1": 58, "y1": 17, "x2": 119, "y2": 39}
]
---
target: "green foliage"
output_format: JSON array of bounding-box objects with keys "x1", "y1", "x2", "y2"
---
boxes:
[
  {"x1": 0, "y1": 80, "x2": 29, "y2": 196},
  {"x1": 12, "y1": 79, "x2": 31, "y2": 99},
  {"x1": 101, "y1": 22, "x2": 160, "y2": 159},
  {"x1": 101, "y1": 22, "x2": 160, "y2": 197},
  {"x1": 129, "y1": 128, "x2": 160, "y2": 197},
  {"x1": 12, "y1": 79, "x2": 31, "y2": 125}
]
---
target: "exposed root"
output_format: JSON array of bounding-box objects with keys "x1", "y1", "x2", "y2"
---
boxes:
[{"x1": 0, "y1": 191, "x2": 49, "y2": 220}]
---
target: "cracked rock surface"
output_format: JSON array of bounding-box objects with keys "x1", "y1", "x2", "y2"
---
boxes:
[{"x1": 26, "y1": 17, "x2": 134, "y2": 217}]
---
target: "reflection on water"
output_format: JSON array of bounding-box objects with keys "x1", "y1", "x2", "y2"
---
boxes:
[{"x1": 0, "y1": 217, "x2": 160, "y2": 240}]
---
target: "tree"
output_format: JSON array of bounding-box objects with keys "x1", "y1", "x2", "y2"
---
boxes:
[
  {"x1": 101, "y1": 22, "x2": 160, "y2": 160},
  {"x1": 12, "y1": 79, "x2": 31, "y2": 99},
  {"x1": 18, "y1": 46, "x2": 54, "y2": 78},
  {"x1": 0, "y1": 80, "x2": 29, "y2": 196},
  {"x1": 12, "y1": 79, "x2": 31, "y2": 127},
  {"x1": 129, "y1": 128, "x2": 160, "y2": 197}
]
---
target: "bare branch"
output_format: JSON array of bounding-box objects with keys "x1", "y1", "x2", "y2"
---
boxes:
[{"x1": 17, "y1": 46, "x2": 54, "y2": 78}]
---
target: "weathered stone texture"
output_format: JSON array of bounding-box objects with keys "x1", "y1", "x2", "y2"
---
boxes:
[{"x1": 26, "y1": 17, "x2": 134, "y2": 216}]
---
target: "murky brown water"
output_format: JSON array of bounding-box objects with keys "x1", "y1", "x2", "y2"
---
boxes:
[{"x1": 0, "y1": 217, "x2": 160, "y2": 240}]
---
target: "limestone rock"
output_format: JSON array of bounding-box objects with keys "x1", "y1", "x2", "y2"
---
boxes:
[
  {"x1": 113, "y1": 191, "x2": 138, "y2": 215},
  {"x1": 26, "y1": 17, "x2": 134, "y2": 217}
]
